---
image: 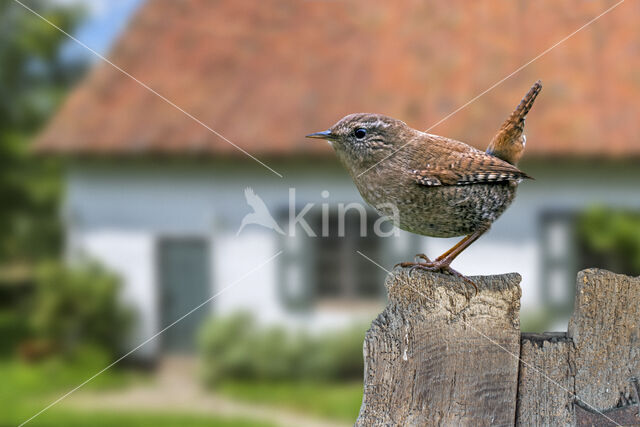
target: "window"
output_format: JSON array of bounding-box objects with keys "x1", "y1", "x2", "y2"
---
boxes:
[
  {"x1": 278, "y1": 205, "x2": 415, "y2": 309},
  {"x1": 539, "y1": 207, "x2": 640, "y2": 314},
  {"x1": 310, "y1": 210, "x2": 385, "y2": 300}
]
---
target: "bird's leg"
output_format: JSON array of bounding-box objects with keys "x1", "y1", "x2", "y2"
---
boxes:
[
  {"x1": 432, "y1": 233, "x2": 476, "y2": 263},
  {"x1": 433, "y1": 228, "x2": 487, "y2": 265},
  {"x1": 396, "y1": 227, "x2": 489, "y2": 295},
  {"x1": 407, "y1": 227, "x2": 488, "y2": 268}
]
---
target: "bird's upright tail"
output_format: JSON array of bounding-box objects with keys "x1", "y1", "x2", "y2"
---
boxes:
[
  {"x1": 510, "y1": 80, "x2": 542, "y2": 125},
  {"x1": 486, "y1": 80, "x2": 542, "y2": 165}
]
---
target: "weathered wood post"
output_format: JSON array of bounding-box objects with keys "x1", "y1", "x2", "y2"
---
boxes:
[
  {"x1": 517, "y1": 269, "x2": 640, "y2": 426},
  {"x1": 357, "y1": 269, "x2": 522, "y2": 425},
  {"x1": 357, "y1": 268, "x2": 640, "y2": 426}
]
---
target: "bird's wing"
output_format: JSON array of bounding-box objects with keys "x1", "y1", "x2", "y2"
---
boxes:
[
  {"x1": 244, "y1": 187, "x2": 270, "y2": 213},
  {"x1": 411, "y1": 137, "x2": 532, "y2": 187}
]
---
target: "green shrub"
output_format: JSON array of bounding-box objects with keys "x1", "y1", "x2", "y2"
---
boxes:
[
  {"x1": 578, "y1": 206, "x2": 640, "y2": 275},
  {"x1": 302, "y1": 327, "x2": 366, "y2": 380},
  {"x1": 29, "y1": 261, "x2": 134, "y2": 358},
  {"x1": 198, "y1": 312, "x2": 366, "y2": 384},
  {"x1": 197, "y1": 313, "x2": 255, "y2": 382},
  {"x1": 0, "y1": 310, "x2": 29, "y2": 356}
]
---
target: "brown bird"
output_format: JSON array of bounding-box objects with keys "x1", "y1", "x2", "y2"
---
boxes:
[{"x1": 306, "y1": 81, "x2": 542, "y2": 292}]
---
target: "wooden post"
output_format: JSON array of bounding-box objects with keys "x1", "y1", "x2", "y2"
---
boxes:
[
  {"x1": 516, "y1": 333, "x2": 574, "y2": 425},
  {"x1": 517, "y1": 269, "x2": 640, "y2": 426},
  {"x1": 358, "y1": 268, "x2": 640, "y2": 426},
  {"x1": 569, "y1": 269, "x2": 640, "y2": 410},
  {"x1": 357, "y1": 269, "x2": 522, "y2": 426}
]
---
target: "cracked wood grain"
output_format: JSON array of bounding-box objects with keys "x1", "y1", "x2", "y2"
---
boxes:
[
  {"x1": 356, "y1": 268, "x2": 522, "y2": 426},
  {"x1": 357, "y1": 268, "x2": 640, "y2": 426},
  {"x1": 568, "y1": 269, "x2": 640, "y2": 412}
]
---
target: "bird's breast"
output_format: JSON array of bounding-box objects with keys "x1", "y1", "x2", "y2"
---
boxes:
[{"x1": 354, "y1": 177, "x2": 517, "y2": 237}]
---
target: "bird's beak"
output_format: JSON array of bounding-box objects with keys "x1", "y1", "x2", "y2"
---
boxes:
[{"x1": 305, "y1": 130, "x2": 335, "y2": 140}]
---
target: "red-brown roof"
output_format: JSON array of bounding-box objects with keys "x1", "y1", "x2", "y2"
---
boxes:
[{"x1": 35, "y1": 0, "x2": 640, "y2": 158}]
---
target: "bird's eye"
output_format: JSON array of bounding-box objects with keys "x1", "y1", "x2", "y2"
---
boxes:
[{"x1": 354, "y1": 128, "x2": 367, "y2": 139}]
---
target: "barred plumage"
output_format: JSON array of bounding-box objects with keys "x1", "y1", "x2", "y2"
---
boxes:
[
  {"x1": 307, "y1": 81, "x2": 542, "y2": 288},
  {"x1": 486, "y1": 80, "x2": 542, "y2": 165}
]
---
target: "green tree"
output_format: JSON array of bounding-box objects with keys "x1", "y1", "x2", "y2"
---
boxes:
[{"x1": 0, "y1": 1, "x2": 86, "y2": 266}]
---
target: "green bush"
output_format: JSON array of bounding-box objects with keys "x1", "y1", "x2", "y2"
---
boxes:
[
  {"x1": 0, "y1": 310, "x2": 29, "y2": 356},
  {"x1": 29, "y1": 261, "x2": 133, "y2": 358},
  {"x1": 578, "y1": 206, "x2": 640, "y2": 275},
  {"x1": 198, "y1": 312, "x2": 366, "y2": 384},
  {"x1": 302, "y1": 326, "x2": 366, "y2": 380}
]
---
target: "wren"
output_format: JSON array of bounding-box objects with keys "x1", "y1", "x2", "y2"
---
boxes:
[{"x1": 306, "y1": 81, "x2": 542, "y2": 292}]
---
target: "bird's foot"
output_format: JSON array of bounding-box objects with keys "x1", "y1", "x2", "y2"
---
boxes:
[
  {"x1": 394, "y1": 258, "x2": 478, "y2": 297},
  {"x1": 415, "y1": 253, "x2": 432, "y2": 263},
  {"x1": 394, "y1": 254, "x2": 430, "y2": 270}
]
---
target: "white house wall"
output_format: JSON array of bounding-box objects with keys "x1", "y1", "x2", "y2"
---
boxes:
[
  {"x1": 212, "y1": 230, "x2": 282, "y2": 323},
  {"x1": 71, "y1": 229, "x2": 158, "y2": 358},
  {"x1": 64, "y1": 160, "x2": 640, "y2": 352},
  {"x1": 65, "y1": 161, "x2": 384, "y2": 354}
]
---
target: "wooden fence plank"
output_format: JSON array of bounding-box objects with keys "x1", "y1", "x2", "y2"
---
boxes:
[
  {"x1": 568, "y1": 269, "x2": 640, "y2": 411},
  {"x1": 356, "y1": 269, "x2": 521, "y2": 426},
  {"x1": 516, "y1": 333, "x2": 574, "y2": 425},
  {"x1": 358, "y1": 268, "x2": 640, "y2": 426}
]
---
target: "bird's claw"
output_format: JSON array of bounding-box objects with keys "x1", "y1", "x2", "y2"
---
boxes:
[
  {"x1": 395, "y1": 260, "x2": 478, "y2": 297},
  {"x1": 414, "y1": 253, "x2": 432, "y2": 263},
  {"x1": 394, "y1": 254, "x2": 432, "y2": 269}
]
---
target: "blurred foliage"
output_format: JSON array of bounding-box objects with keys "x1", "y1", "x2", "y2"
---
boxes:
[
  {"x1": 199, "y1": 312, "x2": 367, "y2": 384},
  {"x1": 578, "y1": 206, "x2": 640, "y2": 276},
  {"x1": 0, "y1": 310, "x2": 30, "y2": 357},
  {"x1": 0, "y1": 1, "x2": 86, "y2": 265},
  {"x1": 520, "y1": 308, "x2": 558, "y2": 334},
  {"x1": 29, "y1": 261, "x2": 133, "y2": 358}
]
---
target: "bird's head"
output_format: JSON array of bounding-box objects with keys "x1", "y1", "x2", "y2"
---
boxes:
[{"x1": 306, "y1": 113, "x2": 411, "y2": 172}]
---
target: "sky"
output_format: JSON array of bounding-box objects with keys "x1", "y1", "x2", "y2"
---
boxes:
[{"x1": 57, "y1": 0, "x2": 144, "y2": 60}]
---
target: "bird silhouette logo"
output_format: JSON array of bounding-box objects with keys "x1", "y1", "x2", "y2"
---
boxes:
[{"x1": 237, "y1": 187, "x2": 286, "y2": 236}]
